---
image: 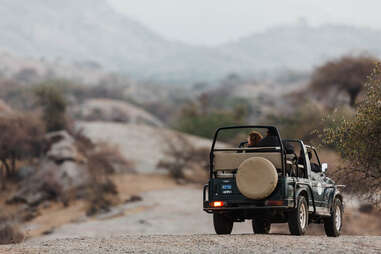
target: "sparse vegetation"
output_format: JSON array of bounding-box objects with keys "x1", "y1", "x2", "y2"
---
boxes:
[
  {"x1": 267, "y1": 103, "x2": 353, "y2": 145},
  {"x1": 0, "y1": 214, "x2": 25, "y2": 245},
  {"x1": 157, "y1": 134, "x2": 209, "y2": 183},
  {"x1": 175, "y1": 94, "x2": 248, "y2": 140},
  {"x1": 83, "y1": 142, "x2": 134, "y2": 215},
  {"x1": 33, "y1": 83, "x2": 68, "y2": 132},
  {"x1": 0, "y1": 113, "x2": 45, "y2": 189},
  {"x1": 310, "y1": 55, "x2": 378, "y2": 107},
  {"x1": 324, "y1": 64, "x2": 381, "y2": 205}
]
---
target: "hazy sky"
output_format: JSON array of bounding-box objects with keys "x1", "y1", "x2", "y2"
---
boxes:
[{"x1": 108, "y1": 0, "x2": 381, "y2": 46}]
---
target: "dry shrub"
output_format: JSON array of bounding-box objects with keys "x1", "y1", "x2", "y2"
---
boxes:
[
  {"x1": 0, "y1": 215, "x2": 24, "y2": 245},
  {"x1": 88, "y1": 143, "x2": 135, "y2": 174},
  {"x1": 0, "y1": 112, "x2": 45, "y2": 189},
  {"x1": 84, "y1": 143, "x2": 134, "y2": 216},
  {"x1": 324, "y1": 65, "x2": 381, "y2": 205},
  {"x1": 157, "y1": 134, "x2": 209, "y2": 184}
]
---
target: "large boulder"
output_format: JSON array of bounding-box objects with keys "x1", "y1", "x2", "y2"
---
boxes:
[
  {"x1": 8, "y1": 131, "x2": 90, "y2": 207},
  {"x1": 8, "y1": 159, "x2": 90, "y2": 207},
  {"x1": 72, "y1": 99, "x2": 163, "y2": 127},
  {"x1": 45, "y1": 131, "x2": 86, "y2": 163}
]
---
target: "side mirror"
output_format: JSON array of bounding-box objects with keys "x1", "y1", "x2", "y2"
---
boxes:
[{"x1": 321, "y1": 163, "x2": 328, "y2": 173}]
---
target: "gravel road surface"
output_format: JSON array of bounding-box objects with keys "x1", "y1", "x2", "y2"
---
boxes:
[{"x1": 2, "y1": 235, "x2": 380, "y2": 254}]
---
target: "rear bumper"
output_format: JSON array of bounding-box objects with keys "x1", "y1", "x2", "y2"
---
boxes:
[
  {"x1": 203, "y1": 184, "x2": 294, "y2": 213},
  {"x1": 203, "y1": 201, "x2": 293, "y2": 213}
]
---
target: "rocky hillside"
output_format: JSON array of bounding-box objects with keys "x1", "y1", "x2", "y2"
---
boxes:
[
  {"x1": 77, "y1": 121, "x2": 212, "y2": 173},
  {"x1": 0, "y1": 0, "x2": 241, "y2": 84},
  {"x1": 221, "y1": 24, "x2": 381, "y2": 71},
  {"x1": 1, "y1": 0, "x2": 381, "y2": 83}
]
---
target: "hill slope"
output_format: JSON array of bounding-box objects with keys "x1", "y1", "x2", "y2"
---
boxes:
[
  {"x1": 221, "y1": 24, "x2": 381, "y2": 71},
  {"x1": 1, "y1": 0, "x2": 381, "y2": 83}
]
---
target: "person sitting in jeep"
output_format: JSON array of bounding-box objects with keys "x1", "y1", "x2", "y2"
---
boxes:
[
  {"x1": 257, "y1": 128, "x2": 280, "y2": 147},
  {"x1": 248, "y1": 131, "x2": 263, "y2": 147}
]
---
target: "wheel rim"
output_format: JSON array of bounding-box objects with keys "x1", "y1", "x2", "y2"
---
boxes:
[
  {"x1": 335, "y1": 205, "x2": 342, "y2": 231},
  {"x1": 299, "y1": 203, "x2": 306, "y2": 229}
]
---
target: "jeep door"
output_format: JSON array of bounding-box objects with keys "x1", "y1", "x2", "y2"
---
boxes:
[{"x1": 308, "y1": 148, "x2": 330, "y2": 214}]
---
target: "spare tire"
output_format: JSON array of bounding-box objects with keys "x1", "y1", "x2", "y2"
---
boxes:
[{"x1": 236, "y1": 157, "x2": 278, "y2": 199}]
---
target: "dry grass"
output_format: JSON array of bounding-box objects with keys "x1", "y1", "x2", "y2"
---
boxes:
[
  {"x1": 0, "y1": 224, "x2": 24, "y2": 245},
  {"x1": 0, "y1": 213, "x2": 25, "y2": 245},
  {"x1": 157, "y1": 134, "x2": 209, "y2": 184}
]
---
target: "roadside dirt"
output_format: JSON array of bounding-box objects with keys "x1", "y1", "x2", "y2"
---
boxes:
[
  {"x1": 2, "y1": 235, "x2": 380, "y2": 254},
  {"x1": 2, "y1": 173, "x2": 380, "y2": 253}
]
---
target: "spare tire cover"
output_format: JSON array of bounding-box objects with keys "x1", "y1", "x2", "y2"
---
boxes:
[{"x1": 236, "y1": 157, "x2": 278, "y2": 199}]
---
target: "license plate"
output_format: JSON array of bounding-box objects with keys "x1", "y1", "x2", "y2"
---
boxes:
[{"x1": 222, "y1": 184, "x2": 232, "y2": 190}]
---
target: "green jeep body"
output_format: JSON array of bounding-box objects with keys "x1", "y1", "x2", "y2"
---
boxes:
[{"x1": 203, "y1": 125, "x2": 344, "y2": 236}]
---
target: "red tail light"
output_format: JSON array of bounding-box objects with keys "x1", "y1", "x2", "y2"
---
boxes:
[
  {"x1": 265, "y1": 200, "x2": 284, "y2": 206},
  {"x1": 210, "y1": 201, "x2": 224, "y2": 207}
]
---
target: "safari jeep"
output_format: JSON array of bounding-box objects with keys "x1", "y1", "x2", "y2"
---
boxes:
[{"x1": 203, "y1": 126, "x2": 344, "y2": 237}]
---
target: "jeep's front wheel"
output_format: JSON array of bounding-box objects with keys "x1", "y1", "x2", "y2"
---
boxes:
[
  {"x1": 213, "y1": 213, "x2": 233, "y2": 235},
  {"x1": 324, "y1": 198, "x2": 343, "y2": 237},
  {"x1": 252, "y1": 218, "x2": 271, "y2": 234},
  {"x1": 288, "y1": 195, "x2": 309, "y2": 235}
]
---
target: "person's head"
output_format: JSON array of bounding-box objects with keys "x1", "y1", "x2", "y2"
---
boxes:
[{"x1": 248, "y1": 131, "x2": 263, "y2": 146}]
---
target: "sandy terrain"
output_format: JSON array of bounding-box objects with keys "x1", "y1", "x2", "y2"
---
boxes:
[
  {"x1": 2, "y1": 234, "x2": 381, "y2": 253},
  {"x1": 1, "y1": 174, "x2": 380, "y2": 253}
]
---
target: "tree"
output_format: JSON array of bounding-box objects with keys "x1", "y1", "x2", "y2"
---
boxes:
[
  {"x1": 324, "y1": 64, "x2": 381, "y2": 205},
  {"x1": 0, "y1": 113, "x2": 45, "y2": 188},
  {"x1": 310, "y1": 56, "x2": 377, "y2": 107},
  {"x1": 33, "y1": 83, "x2": 68, "y2": 132}
]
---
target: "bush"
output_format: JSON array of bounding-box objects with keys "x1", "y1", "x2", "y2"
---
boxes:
[
  {"x1": 0, "y1": 113, "x2": 45, "y2": 187},
  {"x1": 324, "y1": 64, "x2": 381, "y2": 205},
  {"x1": 84, "y1": 143, "x2": 133, "y2": 215},
  {"x1": 0, "y1": 215, "x2": 24, "y2": 245},
  {"x1": 175, "y1": 94, "x2": 248, "y2": 140},
  {"x1": 33, "y1": 83, "x2": 68, "y2": 132},
  {"x1": 267, "y1": 103, "x2": 353, "y2": 146},
  {"x1": 157, "y1": 134, "x2": 209, "y2": 183}
]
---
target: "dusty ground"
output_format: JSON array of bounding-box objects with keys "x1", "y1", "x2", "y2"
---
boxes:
[
  {"x1": 2, "y1": 235, "x2": 381, "y2": 254},
  {"x1": 21, "y1": 185, "x2": 381, "y2": 241},
  {"x1": 19, "y1": 174, "x2": 178, "y2": 238},
  {"x1": 1, "y1": 173, "x2": 381, "y2": 253}
]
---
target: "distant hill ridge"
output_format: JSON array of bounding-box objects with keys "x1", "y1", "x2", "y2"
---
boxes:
[{"x1": 1, "y1": 0, "x2": 381, "y2": 83}]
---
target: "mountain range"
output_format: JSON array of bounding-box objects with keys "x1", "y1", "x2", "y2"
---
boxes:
[{"x1": 1, "y1": 0, "x2": 381, "y2": 84}]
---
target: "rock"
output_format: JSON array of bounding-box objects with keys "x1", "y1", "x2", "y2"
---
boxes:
[
  {"x1": 42, "y1": 227, "x2": 55, "y2": 235},
  {"x1": 15, "y1": 166, "x2": 35, "y2": 181},
  {"x1": 7, "y1": 159, "x2": 90, "y2": 207},
  {"x1": 72, "y1": 99, "x2": 163, "y2": 127},
  {"x1": 124, "y1": 195, "x2": 143, "y2": 204},
  {"x1": 45, "y1": 131, "x2": 86, "y2": 163}
]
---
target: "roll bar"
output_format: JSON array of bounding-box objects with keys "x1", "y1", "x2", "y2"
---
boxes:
[{"x1": 209, "y1": 125, "x2": 286, "y2": 178}]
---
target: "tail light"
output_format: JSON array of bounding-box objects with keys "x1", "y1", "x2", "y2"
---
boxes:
[
  {"x1": 265, "y1": 200, "x2": 284, "y2": 206},
  {"x1": 210, "y1": 201, "x2": 224, "y2": 207}
]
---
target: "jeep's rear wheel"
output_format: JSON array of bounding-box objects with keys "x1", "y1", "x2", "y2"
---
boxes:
[
  {"x1": 324, "y1": 198, "x2": 343, "y2": 237},
  {"x1": 213, "y1": 213, "x2": 233, "y2": 235},
  {"x1": 252, "y1": 218, "x2": 271, "y2": 234},
  {"x1": 288, "y1": 195, "x2": 309, "y2": 235}
]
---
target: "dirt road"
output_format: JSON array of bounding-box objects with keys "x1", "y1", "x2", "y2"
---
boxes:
[
  {"x1": 2, "y1": 186, "x2": 380, "y2": 253},
  {"x1": 2, "y1": 235, "x2": 381, "y2": 253}
]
